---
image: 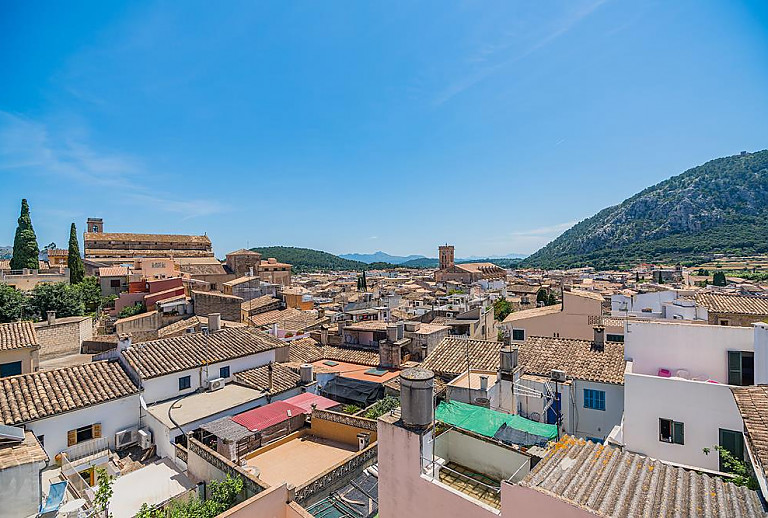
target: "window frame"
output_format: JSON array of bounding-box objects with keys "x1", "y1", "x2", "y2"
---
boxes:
[
  {"x1": 728, "y1": 351, "x2": 754, "y2": 386},
  {"x1": 583, "y1": 388, "x2": 606, "y2": 411},
  {"x1": 606, "y1": 333, "x2": 624, "y2": 343},
  {"x1": 512, "y1": 328, "x2": 525, "y2": 341},
  {"x1": 659, "y1": 418, "x2": 684, "y2": 444},
  {"x1": 179, "y1": 375, "x2": 192, "y2": 391},
  {"x1": 76, "y1": 424, "x2": 94, "y2": 444},
  {"x1": 220, "y1": 366, "x2": 230, "y2": 379}
]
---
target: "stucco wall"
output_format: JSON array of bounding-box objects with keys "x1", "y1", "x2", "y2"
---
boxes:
[
  {"x1": 625, "y1": 321, "x2": 753, "y2": 381},
  {"x1": 1, "y1": 459, "x2": 46, "y2": 518},
  {"x1": 311, "y1": 417, "x2": 377, "y2": 445},
  {"x1": 138, "y1": 349, "x2": 275, "y2": 404},
  {"x1": 500, "y1": 483, "x2": 595, "y2": 518},
  {"x1": 0, "y1": 346, "x2": 39, "y2": 375},
  {"x1": 26, "y1": 394, "x2": 140, "y2": 460},
  {"x1": 623, "y1": 371, "x2": 744, "y2": 471},
  {"x1": 433, "y1": 429, "x2": 529, "y2": 481}
]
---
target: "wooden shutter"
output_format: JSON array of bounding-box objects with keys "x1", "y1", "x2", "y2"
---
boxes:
[
  {"x1": 673, "y1": 421, "x2": 685, "y2": 445},
  {"x1": 728, "y1": 351, "x2": 742, "y2": 386},
  {"x1": 92, "y1": 423, "x2": 102, "y2": 439},
  {"x1": 67, "y1": 429, "x2": 77, "y2": 447}
]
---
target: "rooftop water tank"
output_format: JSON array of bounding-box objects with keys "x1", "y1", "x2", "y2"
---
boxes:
[
  {"x1": 300, "y1": 364, "x2": 314, "y2": 384},
  {"x1": 499, "y1": 344, "x2": 518, "y2": 373},
  {"x1": 400, "y1": 367, "x2": 434, "y2": 429}
]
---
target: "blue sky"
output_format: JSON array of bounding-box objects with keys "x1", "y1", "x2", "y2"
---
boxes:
[{"x1": 1, "y1": 1, "x2": 767, "y2": 258}]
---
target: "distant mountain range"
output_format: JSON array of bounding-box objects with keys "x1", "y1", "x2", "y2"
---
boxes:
[
  {"x1": 253, "y1": 246, "x2": 523, "y2": 272},
  {"x1": 339, "y1": 251, "x2": 426, "y2": 264},
  {"x1": 522, "y1": 150, "x2": 768, "y2": 269},
  {"x1": 341, "y1": 251, "x2": 527, "y2": 264},
  {"x1": 0, "y1": 246, "x2": 11, "y2": 259}
]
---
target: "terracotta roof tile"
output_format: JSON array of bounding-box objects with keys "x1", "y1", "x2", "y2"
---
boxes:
[
  {"x1": 84, "y1": 232, "x2": 211, "y2": 244},
  {"x1": 0, "y1": 361, "x2": 138, "y2": 426},
  {"x1": 732, "y1": 386, "x2": 768, "y2": 469},
  {"x1": 420, "y1": 338, "x2": 502, "y2": 378},
  {"x1": 0, "y1": 322, "x2": 39, "y2": 351},
  {"x1": 287, "y1": 337, "x2": 380, "y2": 367},
  {"x1": 233, "y1": 363, "x2": 302, "y2": 395},
  {"x1": 518, "y1": 335, "x2": 625, "y2": 384},
  {"x1": 123, "y1": 327, "x2": 283, "y2": 379},
  {"x1": 696, "y1": 293, "x2": 768, "y2": 316}
]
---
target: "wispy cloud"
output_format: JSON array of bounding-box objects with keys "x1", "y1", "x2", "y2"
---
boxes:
[
  {"x1": 0, "y1": 112, "x2": 226, "y2": 220},
  {"x1": 434, "y1": 0, "x2": 608, "y2": 105}
]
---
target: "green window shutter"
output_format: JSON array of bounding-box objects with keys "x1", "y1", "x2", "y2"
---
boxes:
[
  {"x1": 719, "y1": 429, "x2": 744, "y2": 470},
  {"x1": 728, "y1": 351, "x2": 742, "y2": 386},
  {"x1": 673, "y1": 422, "x2": 684, "y2": 445}
]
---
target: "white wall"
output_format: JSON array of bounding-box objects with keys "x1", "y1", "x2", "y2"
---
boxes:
[
  {"x1": 611, "y1": 291, "x2": 678, "y2": 316},
  {"x1": 139, "y1": 349, "x2": 275, "y2": 404},
  {"x1": 623, "y1": 370, "x2": 744, "y2": 471},
  {"x1": 433, "y1": 429, "x2": 530, "y2": 482},
  {"x1": 1, "y1": 459, "x2": 46, "y2": 518},
  {"x1": 624, "y1": 321, "x2": 753, "y2": 381},
  {"x1": 26, "y1": 395, "x2": 141, "y2": 461}
]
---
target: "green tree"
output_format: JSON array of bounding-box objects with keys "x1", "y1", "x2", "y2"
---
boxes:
[
  {"x1": 713, "y1": 271, "x2": 727, "y2": 286},
  {"x1": 493, "y1": 298, "x2": 512, "y2": 321},
  {"x1": 0, "y1": 284, "x2": 27, "y2": 323},
  {"x1": 67, "y1": 223, "x2": 85, "y2": 284},
  {"x1": 118, "y1": 302, "x2": 145, "y2": 319},
  {"x1": 536, "y1": 288, "x2": 549, "y2": 306},
  {"x1": 547, "y1": 292, "x2": 558, "y2": 306},
  {"x1": 78, "y1": 276, "x2": 102, "y2": 313},
  {"x1": 93, "y1": 467, "x2": 114, "y2": 517},
  {"x1": 10, "y1": 199, "x2": 40, "y2": 270},
  {"x1": 31, "y1": 282, "x2": 84, "y2": 319}
]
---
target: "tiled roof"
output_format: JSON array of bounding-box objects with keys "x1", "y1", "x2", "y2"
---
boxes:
[
  {"x1": 122, "y1": 327, "x2": 283, "y2": 379},
  {"x1": 518, "y1": 336, "x2": 625, "y2": 385},
  {"x1": 241, "y1": 295, "x2": 281, "y2": 314},
  {"x1": 343, "y1": 321, "x2": 389, "y2": 331},
  {"x1": 521, "y1": 436, "x2": 766, "y2": 518},
  {"x1": 287, "y1": 337, "x2": 380, "y2": 367},
  {"x1": 454, "y1": 262, "x2": 505, "y2": 274},
  {"x1": 502, "y1": 304, "x2": 561, "y2": 324},
  {"x1": 84, "y1": 232, "x2": 211, "y2": 245},
  {"x1": 249, "y1": 308, "x2": 327, "y2": 331},
  {"x1": 696, "y1": 292, "x2": 768, "y2": 316},
  {"x1": 180, "y1": 263, "x2": 228, "y2": 276},
  {"x1": 98, "y1": 266, "x2": 130, "y2": 277},
  {"x1": 420, "y1": 338, "x2": 502, "y2": 378},
  {"x1": 732, "y1": 386, "x2": 768, "y2": 469},
  {"x1": 382, "y1": 375, "x2": 447, "y2": 396},
  {"x1": 0, "y1": 322, "x2": 39, "y2": 351},
  {"x1": 233, "y1": 363, "x2": 302, "y2": 395},
  {"x1": 0, "y1": 362, "x2": 138, "y2": 426},
  {"x1": 0, "y1": 431, "x2": 48, "y2": 470}
]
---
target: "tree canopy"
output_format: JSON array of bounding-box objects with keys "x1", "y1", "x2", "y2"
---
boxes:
[
  {"x1": 713, "y1": 271, "x2": 727, "y2": 286},
  {"x1": 0, "y1": 284, "x2": 28, "y2": 322},
  {"x1": 30, "y1": 282, "x2": 84, "y2": 319},
  {"x1": 68, "y1": 222, "x2": 85, "y2": 284},
  {"x1": 10, "y1": 199, "x2": 40, "y2": 270}
]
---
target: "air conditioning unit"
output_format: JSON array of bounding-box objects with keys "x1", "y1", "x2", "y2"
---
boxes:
[
  {"x1": 115, "y1": 429, "x2": 138, "y2": 450},
  {"x1": 138, "y1": 428, "x2": 153, "y2": 450},
  {"x1": 208, "y1": 377, "x2": 225, "y2": 391},
  {"x1": 550, "y1": 369, "x2": 567, "y2": 383}
]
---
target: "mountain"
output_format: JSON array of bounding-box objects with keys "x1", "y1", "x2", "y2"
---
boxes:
[
  {"x1": 522, "y1": 150, "x2": 768, "y2": 270},
  {"x1": 252, "y1": 246, "x2": 395, "y2": 272},
  {"x1": 339, "y1": 251, "x2": 426, "y2": 264},
  {"x1": 400, "y1": 257, "x2": 524, "y2": 268}
]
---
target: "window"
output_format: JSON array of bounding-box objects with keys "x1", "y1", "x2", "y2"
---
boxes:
[
  {"x1": 179, "y1": 375, "x2": 191, "y2": 390},
  {"x1": 37, "y1": 435, "x2": 44, "y2": 447},
  {"x1": 219, "y1": 366, "x2": 230, "y2": 378},
  {"x1": 659, "y1": 418, "x2": 684, "y2": 444},
  {"x1": 720, "y1": 319, "x2": 730, "y2": 326},
  {"x1": 110, "y1": 279, "x2": 121, "y2": 288},
  {"x1": 728, "y1": 351, "x2": 754, "y2": 386},
  {"x1": 606, "y1": 334, "x2": 624, "y2": 343},
  {"x1": 584, "y1": 389, "x2": 606, "y2": 411},
  {"x1": 0, "y1": 361, "x2": 22, "y2": 378},
  {"x1": 67, "y1": 423, "x2": 101, "y2": 447},
  {"x1": 512, "y1": 329, "x2": 525, "y2": 341},
  {"x1": 719, "y1": 429, "x2": 745, "y2": 472}
]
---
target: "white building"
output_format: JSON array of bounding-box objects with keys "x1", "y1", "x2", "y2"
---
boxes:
[
  {"x1": 120, "y1": 324, "x2": 286, "y2": 405},
  {"x1": 613, "y1": 320, "x2": 768, "y2": 472},
  {"x1": 610, "y1": 289, "x2": 707, "y2": 321}
]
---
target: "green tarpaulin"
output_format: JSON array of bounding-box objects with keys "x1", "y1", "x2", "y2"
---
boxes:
[{"x1": 436, "y1": 400, "x2": 557, "y2": 442}]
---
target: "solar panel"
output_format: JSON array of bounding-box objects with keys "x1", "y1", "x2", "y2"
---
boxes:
[
  {"x1": 365, "y1": 368, "x2": 388, "y2": 377},
  {"x1": 0, "y1": 424, "x2": 25, "y2": 443},
  {"x1": 323, "y1": 360, "x2": 339, "y2": 367}
]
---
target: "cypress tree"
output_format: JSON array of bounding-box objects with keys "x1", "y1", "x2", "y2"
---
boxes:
[
  {"x1": 67, "y1": 222, "x2": 85, "y2": 284},
  {"x1": 10, "y1": 199, "x2": 40, "y2": 270}
]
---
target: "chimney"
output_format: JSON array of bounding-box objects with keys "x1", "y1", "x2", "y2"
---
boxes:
[
  {"x1": 117, "y1": 333, "x2": 132, "y2": 352},
  {"x1": 320, "y1": 327, "x2": 329, "y2": 345},
  {"x1": 338, "y1": 321, "x2": 346, "y2": 336},
  {"x1": 209, "y1": 313, "x2": 221, "y2": 332},
  {"x1": 268, "y1": 362, "x2": 273, "y2": 392},
  {"x1": 274, "y1": 344, "x2": 289, "y2": 363},
  {"x1": 272, "y1": 322, "x2": 279, "y2": 336},
  {"x1": 47, "y1": 311, "x2": 56, "y2": 326},
  {"x1": 479, "y1": 374, "x2": 488, "y2": 391},
  {"x1": 379, "y1": 339, "x2": 401, "y2": 369},
  {"x1": 387, "y1": 324, "x2": 398, "y2": 343},
  {"x1": 592, "y1": 325, "x2": 605, "y2": 351}
]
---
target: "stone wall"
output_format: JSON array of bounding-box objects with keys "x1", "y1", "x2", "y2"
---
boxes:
[
  {"x1": 708, "y1": 311, "x2": 768, "y2": 327},
  {"x1": 34, "y1": 317, "x2": 93, "y2": 359},
  {"x1": 192, "y1": 291, "x2": 243, "y2": 322}
]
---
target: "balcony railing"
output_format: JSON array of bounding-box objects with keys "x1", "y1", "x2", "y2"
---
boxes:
[{"x1": 63, "y1": 437, "x2": 110, "y2": 463}]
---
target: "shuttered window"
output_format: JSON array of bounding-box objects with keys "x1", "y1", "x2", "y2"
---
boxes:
[
  {"x1": 659, "y1": 418, "x2": 684, "y2": 445},
  {"x1": 67, "y1": 423, "x2": 101, "y2": 446},
  {"x1": 719, "y1": 429, "x2": 745, "y2": 471},
  {"x1": 728, "y1": 351, "x2": 755, "y2": 386}
]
